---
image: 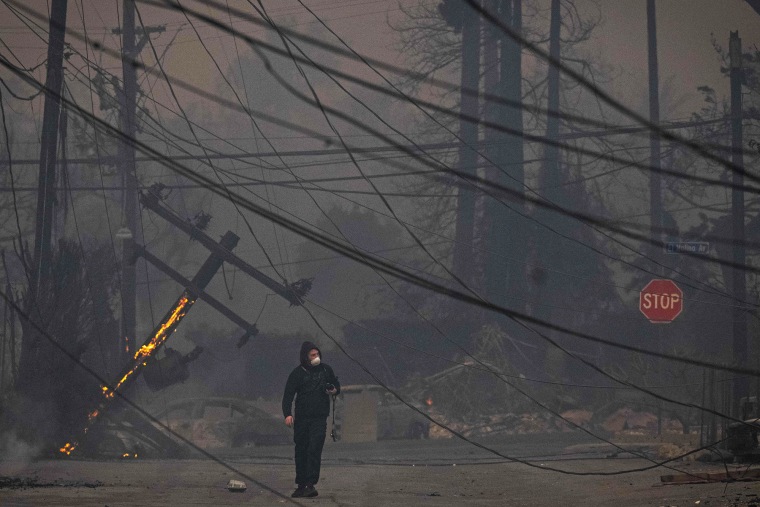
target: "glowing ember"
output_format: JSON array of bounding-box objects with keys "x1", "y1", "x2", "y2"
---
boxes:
[
  {"x1": 426, "y1": 397, "x2": 433, "y2": 407},
  {"x1": 60, "y1": 442, "x2": 77, "y2": 455}
]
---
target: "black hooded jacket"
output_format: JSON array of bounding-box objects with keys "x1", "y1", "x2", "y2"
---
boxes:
[{"x1": 282, "y1": 341, "x2": 340, "y2": 419}]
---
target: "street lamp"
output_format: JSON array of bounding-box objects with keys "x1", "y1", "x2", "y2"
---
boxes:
[{"x1": 115, "y1": 226, "x2": 133, "y2": 241}]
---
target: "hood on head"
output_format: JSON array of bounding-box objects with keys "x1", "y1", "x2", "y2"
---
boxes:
[{"x1": 300, "y1": 341, "x2": 321, "y2": 367}]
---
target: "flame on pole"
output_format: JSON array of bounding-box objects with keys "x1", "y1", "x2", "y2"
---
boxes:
[{"x1": 60, "y1": 231, "x2": 239, "y2": 455}]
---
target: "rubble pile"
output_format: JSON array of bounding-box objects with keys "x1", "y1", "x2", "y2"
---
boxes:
[{"x1": 427, "y1": 407, "x2": 687, "y2": 440}]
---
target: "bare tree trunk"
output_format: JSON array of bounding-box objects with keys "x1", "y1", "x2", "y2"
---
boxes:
[
  {"x1": 482, "y1": 0, "x2": 525, "y2": 312},
  {"x1": 452, "y1": 1, "x2": 482, "y2": 285}
]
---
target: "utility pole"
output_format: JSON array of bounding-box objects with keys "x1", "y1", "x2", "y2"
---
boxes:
[
  {"x1": 647, "y1": 0, "x2": 662, "y2": 253},
  {"x1": 17, "y1": 0, "x2": 68, "y2": 395},
  {"x1": 118, "y1": 0, "x2": 138, "y2": 365},
  {"x1": 31, "y1": 0, "x2": 68, "y2": 300},
  {"x1": 729, "y1": 31, "x2": 747, "y2": 417},
  {"x1": 543, "y1": 0, "x2": 561, "y2": 198},
  {"x1": 647, "y1": 0, "x2": 665, "y2": 436}
]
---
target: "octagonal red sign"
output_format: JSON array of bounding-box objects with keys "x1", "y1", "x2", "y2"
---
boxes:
[{"x1": 639, "y1": 279, "x2": 683, "y2": 323}]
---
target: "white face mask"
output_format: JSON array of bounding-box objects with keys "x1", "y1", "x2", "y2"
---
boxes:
[{"x1": 310, "y1": 356, "x2": 321, "y2": 366}]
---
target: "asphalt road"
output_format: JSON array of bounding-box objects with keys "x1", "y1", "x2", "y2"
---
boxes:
[{"x1": 2, "y1": 434, "x2": 760, "y2": 506}]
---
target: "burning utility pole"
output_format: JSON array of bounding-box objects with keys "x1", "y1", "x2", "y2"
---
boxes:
[
  {"x1": 59, "y1": 184, "x2": 313, "y2": 455},
  {"x1": 60, "y1": 231, "x2": 239, "y2": 455}
]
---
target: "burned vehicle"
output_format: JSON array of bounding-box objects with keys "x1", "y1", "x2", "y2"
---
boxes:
[
  {"x1": 333, "y1": 385, "x2": 430, "y2": 442},
  {"x1": 152, "y1": 397, "x2": 290, "y2": 449}
]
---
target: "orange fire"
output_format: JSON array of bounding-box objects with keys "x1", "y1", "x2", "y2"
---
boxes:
[
  {"x1": 107, "y1": 295, "x2": 194, "y2": 396},
  {"x1": 59, "y1": 294, "x2": 196, "y2": 456},
  {"x1": 60, "y1": 442, "x2": 77, "y2": 455}
]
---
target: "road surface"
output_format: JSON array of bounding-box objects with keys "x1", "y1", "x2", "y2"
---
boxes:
[{"x1": 2, "y1": 433, "x2": 759, "y2": 506}]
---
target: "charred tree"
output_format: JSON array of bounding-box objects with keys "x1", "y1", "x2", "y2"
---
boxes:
[{"x1": 481, "y1": 0, "x2": 526, "y2": 313}]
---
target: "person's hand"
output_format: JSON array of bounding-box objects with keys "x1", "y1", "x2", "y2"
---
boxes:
[{"x1": 285, "y1": 416, "x2": 294, "y2": 427}]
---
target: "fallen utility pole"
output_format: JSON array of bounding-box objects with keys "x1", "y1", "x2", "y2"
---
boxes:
[
  {"x1": 60, "y1": 231, "x2": 239, "y2": 455},
  {"x1": 135, "y1": 243, "x2": 259, "y2": 346},
  {"x1": 140, "y1": 189, "x2": 311, "y2": 306}
]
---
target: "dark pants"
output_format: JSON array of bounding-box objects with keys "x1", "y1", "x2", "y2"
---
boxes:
[{"x1": 293, "y1": 416, "x2": 327, "y2": 486}]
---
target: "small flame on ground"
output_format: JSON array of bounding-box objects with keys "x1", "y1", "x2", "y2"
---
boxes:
[
  {"x1": 60, "y1": 442, "x2": 77, "y2": 455},
  {"x1": 426, "y1": 397, "x2": 433, "y2": 407}
]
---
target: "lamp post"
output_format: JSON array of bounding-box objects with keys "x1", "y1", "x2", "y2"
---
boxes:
[{"x1": 116, "y1": 225, "x2": 134, "y2": 366}]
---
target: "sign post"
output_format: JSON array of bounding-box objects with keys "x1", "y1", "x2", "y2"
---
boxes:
[{"x1": 640, "y1": 279, "x2": 683, "y2": 323}]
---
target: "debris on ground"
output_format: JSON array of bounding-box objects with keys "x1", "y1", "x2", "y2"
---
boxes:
[
  {"x1": 0, "y1": 476, "x2": 102, "y2": 489},
  {"x1": 661, "y1": 468, "x2": 760, "y2": 485},
  {"x1": 427, "y1": 406, "x2": 688, "y2": 442},
  {"x1": 226, "y1": 479, "x2": 247, "y2": 492}
]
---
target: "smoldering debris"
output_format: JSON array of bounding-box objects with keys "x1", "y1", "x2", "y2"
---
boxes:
[{"x1": 0, "y1": 476, "x2": 102, "y2": 489}]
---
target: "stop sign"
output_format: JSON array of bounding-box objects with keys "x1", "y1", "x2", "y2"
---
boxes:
[{"x1": 640, "y1": 279, "x2": 683, "y2": 323}]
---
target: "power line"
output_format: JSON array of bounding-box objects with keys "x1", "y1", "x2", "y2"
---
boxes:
[
  {"x1": 7, "y1": 67, "x2": 758, "y2": 377},
  {"x1": 0, "y1": 15, "x2": 748, "y2": 474},
  {"x1": 5, "y1": 30, "x2": 760, "y2": 314},
  {"x1": 2, "y1": 3, "x2": 756, "y2": 362},
  {"x1": 464, "y1": 0, "x2": 754, "y2": 183},
  {"x1": 145, "y1": 0, "x2": 759, "y2": 197},
  {"x1": 145, "y1": 0, "x2": 760, "y2": 310},
  {"x1": 0, "y1": 286, "x2": 305, "y2": 504},
  {"x1": 7, "y1": 0, "x2": 758, "y2": 251}
]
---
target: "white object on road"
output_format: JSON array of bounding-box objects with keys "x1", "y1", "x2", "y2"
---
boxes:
[{"x1": 226, "y1": 479, "x2": 247, "y2": 492}]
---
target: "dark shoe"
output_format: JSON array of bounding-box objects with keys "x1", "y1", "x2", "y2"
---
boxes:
[
  {"x1": 291, "y1": 485, "x2": 306, "y2": 498},
  {"x1": 303, "y1": 484, "x2": 318, "y2": 498}
]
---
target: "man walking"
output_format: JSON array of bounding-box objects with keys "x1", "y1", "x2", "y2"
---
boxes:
[{"x1": 282, "y1": 341, "x2": 340, "y2": 498}]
